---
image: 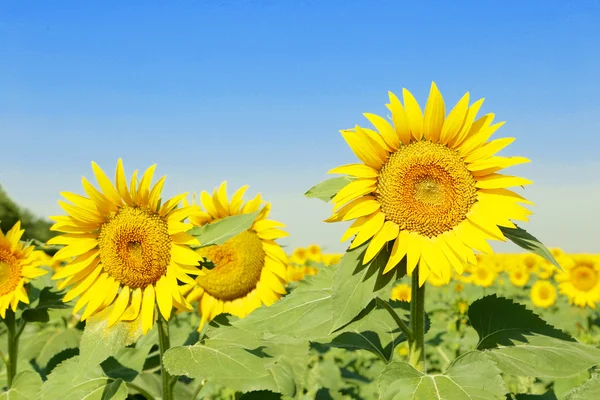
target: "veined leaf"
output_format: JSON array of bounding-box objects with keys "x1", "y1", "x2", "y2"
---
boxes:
[
  {"x1": 188, "y1": 211, "x2": 259, "y2": 248},
  {"x1": 499, "y1": 226, "x2": 561, "y2": 269},
  {"x1": 564, "y1": 376, "x2": 600, "y2": 400},
  {"x1": 0, "y1": 371, "x2": 42, "y2": 400},
  {"x1": 331, "y1": 243, "x2": 404, "y2": 331},
  {"x1": 378, "y1": 351, "x2": 506, "y2": 400},
  {"x1": 304, "y1": 176, "x2": 355, "y2": 202},
  {"x1": 40, "y1": 356, "x2": 127, "y2": 400},
  {"x1": 234, "y1": 268, "x2": 334, "y2": 340}
]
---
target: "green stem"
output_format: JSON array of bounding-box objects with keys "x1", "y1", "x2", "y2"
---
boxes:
[
  {"x1": 375, "y1": 297, "x2": 412, "y2": 342},
  {"x1": 3, "y1": 310, "x2": 22, "y2": 388},
  {"x1": 408, "y1": 270, "x2": 426, "y2": 372},
  {"x1": 124, "y1": 381, "x2": 157, "y2": 400},
  {"x1": 157, "y1": 312, "x2": 174, "y2": 400},
  {"x1": 191, "y1": 379, "x2": 206, "y2": 400}
]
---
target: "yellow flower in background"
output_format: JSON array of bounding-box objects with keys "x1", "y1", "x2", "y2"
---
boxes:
[
  {"x1": 472, "y1": 264, "x2": 497, "y2": 288},
  {"x1": 457, "y1": 301, "x2": 469, "y2": 315},
  {"x1": 508, "y1": 266, "x2": 530, "y2": 287},
  {"x1": 522, "y1": 254, "x2": 540, "y2": 275},
  {"x1": 48, "y1": 160, "x2": 202, "y2": 333},
  {"x1": 537, "y1": 261, "x2": 557, "y2": 280},
  {"x1": 323, "y1": 253, "x2": 343, "y2": 266},
  {"x1": 427, "y1": 271, "x2": 448, "y2": 287},
  {"x1": 391, "y1": 283, "x2": 411, "y2": 302},
  {"x1": 0, "y1": 222, "x2": 48, "y2": 317},
  {"x1": 453, "y1": 282, "x2": 464, "y2": 293},
  {"x1": 286, "y1": 265, "x2": 318, "y2": 282},
  {"x1": 326, "y1": 83, "x2": 532, "y2": 286},
  {"x1": 307, "y1": 244, "x2": 322, "y2": 263},
  {"x1": 183, "y1": 182, "x2": 289, "y2": 329},
  {"x1": 291, "y1": 248, "x2": 308, "y2": 265},
  {"x1": 555, "y1": 255, "x2": 600, "y2": 309},
  {"x1": 530, "y1": 280, "x2": 557, "y2": 308}
]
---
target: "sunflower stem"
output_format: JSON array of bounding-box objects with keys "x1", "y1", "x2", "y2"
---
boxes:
[
  {"x1": 408, "y1": 270, "x2": 426, "y2": 372},
  {"x1": 157, "y1": 311, "x2": 174, "y2": 400},
  {"x1": 375, "y1": 297, "x2": 412, "y2": 342},
  {"x1": 3, "y1": 310, "x2": 20, "y2": 388}
]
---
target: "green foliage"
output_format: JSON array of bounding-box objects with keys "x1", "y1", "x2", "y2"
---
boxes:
[
  {"x1": 564, "y1": 376, "x2": 600, "y2": 400},
  {"x1": 378, "y1": 351, "x2": 507, "y2": 400},
  {"x1": 188, "y1": 211, "x2": 260, "y2": 248},
  {"x1": 499, "y1": 226, "x2": 561, "y2": 269},
  {"x1": 21, "y1": 287, "x2": 68, "y2": 323},
  {"x1": 304, "y1": 176, "x2": 355, "y2": 202},
  {"x1": 40, "y1": 356, "x2": 127, "y2": 400},
  {"x1": 0, "y1": 371, "x2": 42, "y2": 400},
  {"x1": 331, "y1": 243, "x2": 404, "y2": 331}
]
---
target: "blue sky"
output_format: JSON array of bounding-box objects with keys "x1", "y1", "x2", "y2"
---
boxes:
[{"x1": 1, "y1": 1, "x2": 599, "y2": 252}]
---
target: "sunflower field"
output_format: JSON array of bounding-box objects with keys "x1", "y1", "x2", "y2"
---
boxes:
[{"x1": 2, "y1": 84, "x2": 600, "y2": 400}]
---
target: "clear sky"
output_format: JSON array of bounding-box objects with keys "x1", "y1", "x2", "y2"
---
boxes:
[{"x1": 1, "y1": 0, "x2": 599, "y2": 253}]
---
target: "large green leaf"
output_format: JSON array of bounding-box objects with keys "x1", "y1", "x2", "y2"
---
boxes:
[
  {"x1": 234, "y1": 268, "x2": 334, "y2": 340},
  {"x1": 487, "y1": 335, "x2": 600, "y2": 378},
  {"x1": 0, "y1": 371, "x2": 42, "y2": 400},
  {"x1": 163, "y1": 330, "x2": 308, "y2": 396},
  {"x1": 499, "y1": 226, "x2": 561, "y2": 269},
  {"x1": 36, "y1": 328, "x2": 81, "y2": 368},
  {"x1": 40, "y1": 356, "x2": 128, "y2": 400},
  {"x1": 564, "y1": 377, "x2": 600, "y2": 400},
  {"x1": 331, "y1": 243, "x2": 404, "y2": 331},
  {"x1": 468, "y1": 295, "x2": 572, "y2": 349},
  {"x1": 513, "y1": 391, "x2": 558, "y2": 399},
  {"x1": 21, "y1": 287, "x2": 69, "y2": 323},
  {"x1": 378, "y1": 351, "x2": 506, "y2": 400},
  {"x1": 304, "y1": 176, "x2": 355, "y2": 202},
  {"x1": 79, "y1": 307, "x2": 143, "y2": 370},
  {"x1": 188, "y1": 211, "x2": 259, "y2": 248}
]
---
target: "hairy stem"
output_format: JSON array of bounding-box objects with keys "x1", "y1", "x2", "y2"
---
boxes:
[
  {"x1": 408, "y1": 270, "x2": 426, "y2": 372},
  {"x1": 157, "y1": 312, "x2": 174, "y2": 400}
]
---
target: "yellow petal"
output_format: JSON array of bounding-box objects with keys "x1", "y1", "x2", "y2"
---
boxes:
[
  {"x1": 475, "y1": 174, "x2": 533, "y2": 189},
  {"x1": 403, "y1": 88, "x2": 423, "y2": 140},
  {"x1": 363, "y1": 113, "x2": 399, "y2": 150},
  {"x1": 108, "y1": 287, "x2": 130, "y2": 326},
  {"x1": 341, "y1": 128, "x2": 385, "y2": 170},
  {"x1": 422, "y1": 82, "x2": 445, "y2": 142},
  {"x1": 121, "y1": 288, "x2": 142, "y2": 321},
  {"x1": 387, "y1": 91, "x2": 412, "y2": 145},
  {"x1": 328, "y1": 164, "x2": 379, "y2": 178},
  {"x1": 349, "y1": 212, "x2": 385, "y2": 250},
  {"x1": 129, "y1": 169, "x2": 139, "y2": 205},
  {"x1": 364, "y1": 221, "x2": 399, "y2": 264},
  {"x1": 148, "y1": 176, "x2": 166, "y2": 212},
  {"x1": 331, "y1": 179, "x2": 377, "y2": 209},
  {"x1": 440, "y1": 92, "x2": 470, "y2": 145},
  {"x1": 449, "y1": 98, "x2": 484, "y2": 147},
  {"x1": 383, "y1": 231, "x2": 410, "y2": 274},
  {"x1": 91, "y1": 161, "x2": 123, "y2": 206},
  {"x1": 457, "y1": 118, "x2": 502, "y2": 155},
  {"x1": 141, "y1": 285, "x2": 156, "y2": 333},
  {"x1": 406, "y1": 233, "x2": 422, "y2": 275},
  {"x1": 115, "y1": 158, "x2": 133, "y2": 205},
  {"x1": 155, "y1": 276, "x2": 173, "y2": 320},
  {"x1": 229, "y1": 185, "x2": 249, "y2": 214},
  {"x1": 464, "y1": 137, "x2": 516, "y2": 163},
  {"x1": 137, "y1": 164, "x2": 157, "y2": 207}
]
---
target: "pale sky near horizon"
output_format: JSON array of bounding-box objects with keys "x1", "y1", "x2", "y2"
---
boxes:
[{"x1": 1, "y1": 1, "x2": 599, "y2": 253}]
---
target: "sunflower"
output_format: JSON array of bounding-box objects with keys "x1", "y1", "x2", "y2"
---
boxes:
[
  {"x1": 287, "y1": 265, "x2": 318, "y2": 282},
  {"x1": 391, "y1": 283, "x2": 411, "y2": 302},
  {"x1": 290, "y1": 248, "x2": 308, "y2": 265},
  {"x1": 183, "y1": 182, "x2": 289, "y2": 329},
  {"x1": 306, "y1": 244, "x2": 322, "y2": 263},
  {"x1": 48, "y1": 159, "x2": 202, "y2": 333},
  {"x1": 555, "y1": 255, "x2": 600, "y2": 308},
  {"x1": 530, "y1": 280, "x2": 557, "y2": 308},
  {"x1": 326, "y1": 83, "x2": 532, "y2": 286},
  {"x1": 522, "y1": 254, "x2": 540, "y2": 275},
  {"x1": 0, "y1": 222, "x2": 48, "y2": 317},
  {"x1": 471, "y1": 264, "x2": 497, "y2": 288},
  {"x1": 323, "y1": 253, "x2": 343, "y2": 266},
  {"x1": 508, "y1": 266, "x2": 530, "y2": 287}
]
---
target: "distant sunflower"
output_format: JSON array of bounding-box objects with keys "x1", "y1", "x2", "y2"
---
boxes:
[
  {"x1": 48, "y1": 159, "x2": 202, "y2": 333},
  {"x1": 290, "y1": 248, "x2": 308, "y2": 265},
  {"x1": 508, "y1": 266, "x2": 530, "y2": 287},
  {"x1": 306, "y1": 244, "x2": 322, "y2": 263},
  {"x1": 326, "y1": 83, "x2": 532, "y2": 286},
  {"x1": 1, "y1": 222, "x2": 47, "y2": 317},
  {"x1": 530, "y1": 280, "x2": 557, "y2": 308},
  {"x1": 391, "y1": 283, "x2": 411, "y2": 302},
  {"x1": 472, "y1": 264, "x2": 496, "y2": 288},
  {"x1": 183, "y1": 182, "x2": 289, "y2": 329},
  {"x1": 555, "y1": 255, "x2": 600, "y2": 308}
]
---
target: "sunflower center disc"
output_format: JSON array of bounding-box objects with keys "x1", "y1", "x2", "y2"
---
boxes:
[
  {"x1": 98, "y1": 206, "x2": 171, "y2": 288},
  {"x1": 376, "y1": 140, "x2": 477, "y2": 238},
  {"x1": 195, "y1": 230, "x2": 265, "y2": 301},
  {"x1": 0, "y1": 249, "x2": 21, "y2": 296},
  {"x1": 571, "y1": 265, "x2": 598, "y2": 292},
  {"x1": 538, "y1": 287, "x2": 550, "y2": 300}
]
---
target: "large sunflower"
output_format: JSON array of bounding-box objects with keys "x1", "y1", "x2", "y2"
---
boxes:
[
  {"x1": 1, "y1": 222, "x2": 47, "y2": 317},
  {"x1": 326, "y1": 83, "x2": 533, "y2": 285},
  {"x1": 183, "y1": 182, "x2": 289, "y2": 329},
  {"x1": 48, "y1": 159, "x2": 202, "y2": 333},
  {"x1": 555, "y1": 255, "x2": 600, "y2": 308}
]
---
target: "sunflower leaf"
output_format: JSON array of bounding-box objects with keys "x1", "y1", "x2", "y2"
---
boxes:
[
  {"x1": 499, "y1": 225, "x2": 561, "y2": 269},
  {"x1": 305, "y1": 176, "x2": 355, "y2": 202},
  {"x1": 188, "y1": 211, "x2": 260, "y2": 248},
  {"x1": 0, "y1": 371, "x2": 42, "y2": 400},
  {"x1": 378, "y1": 351, "x2": 506, "y2": 400},
  {"x1": 331, "y1": 243, "x2": 405, "y2": 331},
  {"x1": 564, "y1": 376, "x2": 600, "y2": 400},
  {"x1": 469, "y1": 295, "x2": 600, "y2": 377},
  {"x1": 40, "y1": 356, "x2": 128, "y2": 400}
]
